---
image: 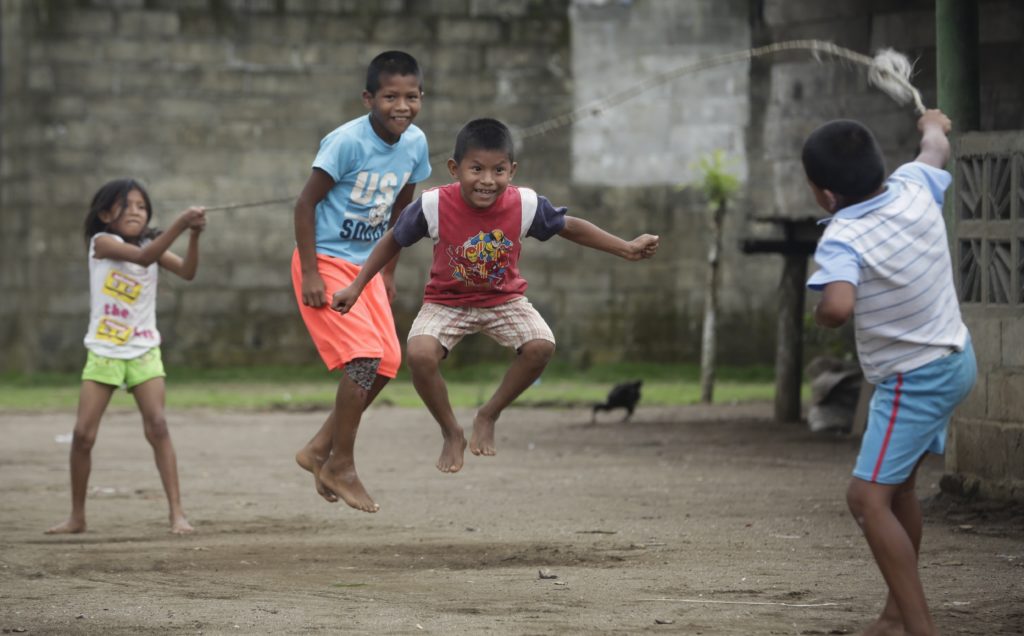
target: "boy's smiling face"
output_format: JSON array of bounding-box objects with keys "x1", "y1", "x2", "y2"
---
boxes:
[
  {"x1": 363, "y1": 72, "x2": 422, "y2": 144},
  {"x1": 447, "y1": 148, "x2": 518, "y2": 209}
]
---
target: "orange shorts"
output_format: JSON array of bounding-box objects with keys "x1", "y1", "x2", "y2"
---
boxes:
[{"x1": 291, "y1": 249, "x2": 401, "y2": 377}]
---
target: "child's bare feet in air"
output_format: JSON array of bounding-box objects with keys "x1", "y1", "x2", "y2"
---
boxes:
[
  {"x1": 45, "y1": 518, "x2": 86, "y2": 534},
  {"x1": 470, "y1": 411, "x2": 497, "y2": 456},
  {"x1": 295, "y1": 445, "x2": 338, "y2": 502},
  {"x1": 436, "y1": 427, "x2": 467, "y2": 473},
  {"x1": 318, "y1": 459, "x2": 379, "y2": 513},
  {"x1": 170, "y1": 514, "x2": 194, "y2": 535}
]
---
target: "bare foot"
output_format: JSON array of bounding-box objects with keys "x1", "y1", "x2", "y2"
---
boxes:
[
  {"x1": 170, "y1": 515, "x2": 194, "y2": 535},
  {"x1": 436, "y1": 428, "x2": 468, "y2": 473},
  {"x1": 860, "y1": 617, "x2": 905, "y2": 636},
  {"x1": 45, "y1": 518, "x2": 86, "y2": 534},
  {"x1": 469, "y1": 411, "x2": 497, "y2": 456},
  {"x1": 318, "y1": 460, "x2": 379, "y2": 513},
  {"x1": 295, "y1": 446, "x2": 338, "y2": 502}
]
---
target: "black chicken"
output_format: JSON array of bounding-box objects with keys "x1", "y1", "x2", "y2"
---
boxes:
[{"x1": 591, "y1": 380, "x2": 642, "y2": 423}]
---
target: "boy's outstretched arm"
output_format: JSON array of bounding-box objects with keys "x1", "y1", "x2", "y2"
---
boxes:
[
  {"x1": 914, "y1": 109, "x2": 952, "y2": 169},
  {"x1": 331, "y1": 229, "x2": 404, "y2": 314},
  {"x1": 558, "y1": 216, "x2": 659, "y2": 260},
  {"x1": 814, "y1": 281, "x2": 855, "y2": 328},
  {"x1": 380, "y1": 182, "x2": 417, "y2": 302}
]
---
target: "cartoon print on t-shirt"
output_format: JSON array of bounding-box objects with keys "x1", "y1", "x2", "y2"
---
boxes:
[
  {"x1": 102, "y1": 270, "x2": 142, "y2": 304},
  {"x1": 96, "y1": 317, "x2": 132, "y2": 345},
  {"x1": 448, "y1": 229, "x2": 514, "y2": 288}
]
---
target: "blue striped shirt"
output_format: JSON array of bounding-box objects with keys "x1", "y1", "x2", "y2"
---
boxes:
[{"x1": 807, "y1": 162, "x2": 969, "y2": 383}]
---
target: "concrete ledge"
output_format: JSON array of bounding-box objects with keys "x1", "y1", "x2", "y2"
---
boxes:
[{"x1": 946, "y1": 416, "x2": 1024, "y2": 500}]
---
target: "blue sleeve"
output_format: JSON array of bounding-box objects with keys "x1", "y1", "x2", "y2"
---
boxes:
[
  {"x1": 526, "y1": 196, "x2": 568, "y2": 241},
  {"x1": 408, "y1": 131, "x2": 432, "y2": 185},
  {"x1": 807, "y1": 240, "x2": 861, "y2": 291},
  {"x1": 392, "y1": 198, "x2": 428, "y2": 247},
  {"x1": 892, "y1": 161, "x2": 952, "y2": 206},
  {"x1": 311, "y1": 131, "x2": 356, "y2": 183}
]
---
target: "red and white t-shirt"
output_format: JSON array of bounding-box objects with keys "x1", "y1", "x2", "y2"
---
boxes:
[{"x1": 393, "y1": 184, "x2": 566, "y2": 307}]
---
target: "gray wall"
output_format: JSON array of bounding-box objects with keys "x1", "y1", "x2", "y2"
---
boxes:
[
  {"x1": 2, "y1": 0, "x2": 1022, "y2": 381},
  {"x1": 1, "y1": 0, "x2": 783, "y2": 373}
]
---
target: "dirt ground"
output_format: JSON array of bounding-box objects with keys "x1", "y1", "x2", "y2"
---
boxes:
[{"x1": 1, "y1": 402, "x2": 1022, "y2": 635}]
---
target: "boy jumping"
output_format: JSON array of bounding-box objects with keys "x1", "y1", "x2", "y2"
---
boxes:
[
  {"x1": 292, "y1": 51, "x2": 431, "y2": 513},
  {"x1": 332, "y1": 118, "x2": 659, "y2": 474}
]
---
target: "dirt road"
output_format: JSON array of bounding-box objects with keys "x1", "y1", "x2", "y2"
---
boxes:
[{"x1": 1, "y1": 403, "x2": 1021, "y2": 635}]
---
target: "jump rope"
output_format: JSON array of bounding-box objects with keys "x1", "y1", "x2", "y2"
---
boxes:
[{"x1": 197, "y1": 39, "x2": 925, "y2": 213}]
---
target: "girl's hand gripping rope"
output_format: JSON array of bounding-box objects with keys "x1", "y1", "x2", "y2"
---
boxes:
[{"x1": 182, "y1": 207, "x2": 207, "y2": 233}]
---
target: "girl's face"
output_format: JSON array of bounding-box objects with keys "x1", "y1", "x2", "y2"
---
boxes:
[{"x1": 100, "y1": 188, "x2": 149, "y2": 238}]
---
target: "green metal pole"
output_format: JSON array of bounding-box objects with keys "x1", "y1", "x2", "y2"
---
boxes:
[
  {"x1": 935, "y1": 0, "x2": 980, "y2": 231},
  {"x1": 936, "y1": 0, "x2": 980, "y2": 132}
]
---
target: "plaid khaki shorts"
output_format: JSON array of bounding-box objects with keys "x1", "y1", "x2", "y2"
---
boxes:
[{"x1": 408, "y1": 297, "x2": 555, "y2": 353}]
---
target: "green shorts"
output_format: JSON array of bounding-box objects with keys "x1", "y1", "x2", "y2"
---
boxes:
[{"x1": 81, "y1": 348, "x2": 166, "y2": 389}]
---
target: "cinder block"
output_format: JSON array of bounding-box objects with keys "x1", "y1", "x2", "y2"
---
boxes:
[
  {"x1": 410, "y1": 0, "x2": 471, "y2": 15},
  {"x1": 963, "y1": 312, "x2": 1001, "y2": 372},
  {"x1": 473, "y1": 0, "x2": 531, "y2": 18},
  {"x1": 957, "y1": 372, "x2": 987, "y2": 419},
  {"x1": 245, "y1": 290, "x2": 300, "y2": 316},
  {"x1": 437, "y1": 18, "x2": 503, "y2": 43},
  {"x1": 869, "y1": 10, "x2": 935, "y2": 50},
  {"x1": 118, "y1": 10, "x2": 180, "y2": 37},
  {"x1": 91, "y1": 0, "x2": 144, "y2": 9},
  {"x1": 61, "y1": 9, "x2": 115, "y2": 36},
  {"x1": 988, "y1": 369, "x2": 1024, "y2": 421},
  {"x1": 372, "y1": 18, "x2": 436, "y2": 44},
  {"x1": 1000, "y1": 317, "x2": 1024, "y2": 367},
  {"x1": 231, "y1": 262, "x2": 291, "y2": 290},
  {"x1": 763, "y1": 0, "x2": 864, "y2": 25}
]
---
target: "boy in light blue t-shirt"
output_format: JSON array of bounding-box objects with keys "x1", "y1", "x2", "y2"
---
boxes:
[{"x1": 291, "y1": 51, "x2": 431, "y2": 514}]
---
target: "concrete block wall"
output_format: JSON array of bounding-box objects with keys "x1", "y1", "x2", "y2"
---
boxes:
[
  {"x1": 1, "y1": 0, "x2": 579, "y2": 371},
  {"x1": 2, "y1": 0, "x2": 790, "y2": 373},
  {"x1": 946, "y1": 310, "x2": 1024, "y2": 501},
  {"x1": 942, "y1": 131, "x2": 1024, "y2": 501}
]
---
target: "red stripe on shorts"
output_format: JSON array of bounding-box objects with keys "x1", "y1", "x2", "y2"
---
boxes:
[{"x1": 871, "y1": 373, "x2": 904, "y2": 483}]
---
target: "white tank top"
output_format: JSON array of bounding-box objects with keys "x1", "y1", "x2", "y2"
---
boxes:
[{"x1": 83, "y1": 232, "x2": 161, "y2": 359}]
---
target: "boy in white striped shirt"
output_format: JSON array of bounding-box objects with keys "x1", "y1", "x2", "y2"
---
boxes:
[{"x1": 804, "y1": 110, "x2": 976, "y2": 636}]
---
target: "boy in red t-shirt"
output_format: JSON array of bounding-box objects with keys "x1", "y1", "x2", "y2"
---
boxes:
[{"x1": 332, "y1": 118, "x2": 659, "y2": 474}]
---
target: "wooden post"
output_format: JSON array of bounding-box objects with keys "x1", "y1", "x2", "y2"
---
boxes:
[
  {"x1": 774, "y1": 253, "x2": 807, "y2": 423},
  {"x1": 699, "y1": 200, "x2": 726, "y2": 403}
]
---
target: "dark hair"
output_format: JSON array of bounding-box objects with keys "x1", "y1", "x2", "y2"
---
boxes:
[
  {"x1": 453, "y1": 118, "x2": 515, "y2": 164},
  {"x1": 365, "y1": 50, "x2": 421, "y2": 94},
  {"x1": 84, "y1": 178, "x2": 157, "y2": 245},
  {"x1": 801, "y1": 119, "x2": 885, "y2": 199}
]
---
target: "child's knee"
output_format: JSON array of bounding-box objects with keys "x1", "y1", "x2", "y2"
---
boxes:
[
  {"x1": 406, "y1": 340, "x2": 443, "y2": 372},
  {"x1": 519, "y1": 339, "x2": 555, "y2": 366},
  {"x1": 143, "y1": 415, "x2": 169, "y2": 443},
  {"x1": 71, "y1": 430, "x2": 97, "y2": 453}
]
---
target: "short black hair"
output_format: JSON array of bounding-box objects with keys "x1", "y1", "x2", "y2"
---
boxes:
[
  {"x1": 801, "y1": 119, "x2": 885, "y2": 198},
  {"x1": 453, "y1": 118, "x2": 515, "y2": 164},
  {"x1": 365, "y1": 50, "x2": 421, "y2": 94}
]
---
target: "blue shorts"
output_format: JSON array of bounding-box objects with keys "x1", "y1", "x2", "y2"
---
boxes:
[{"x1": 853, "y1": 339, "x2": 976, "y2": 485}]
